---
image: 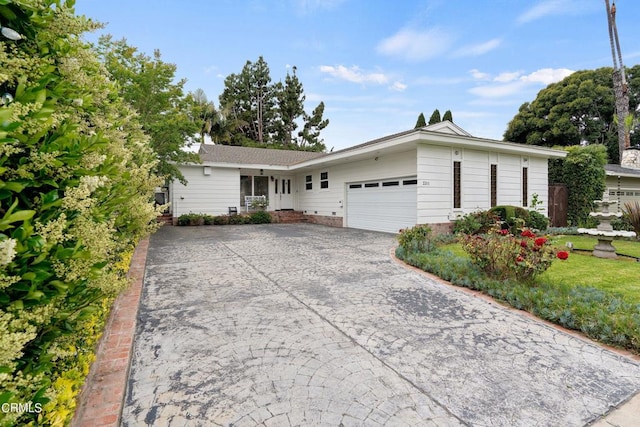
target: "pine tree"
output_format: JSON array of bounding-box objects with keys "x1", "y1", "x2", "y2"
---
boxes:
[
  {"x1": 275, "y1": 66, "x2": 305, "y2": 147},
  {"x1": 442, "y1": 110, "x2": 453, "y2": 122},
  {"x1": 415, "y1": 112, "x2": 426, "y2": 128},
  {"x1": 299, "y1": 101, "x2": 329, "y2": 151},
  {"x1": 428, "y1": 109, "x2": 441, "y2": 125}
]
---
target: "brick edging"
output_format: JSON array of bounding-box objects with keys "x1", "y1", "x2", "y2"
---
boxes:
[{"x1": 71, "y1": 238, "x2": 149, "y2": 427}]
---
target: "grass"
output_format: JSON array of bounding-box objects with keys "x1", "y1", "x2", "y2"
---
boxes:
[{"x1": 441, "y1": 235, "x2": 640, "y2": 304}]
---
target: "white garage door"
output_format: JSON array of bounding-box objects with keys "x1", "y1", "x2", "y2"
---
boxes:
[{"x1": 346, "y1": 177, "x2": 417, "y2": 233}]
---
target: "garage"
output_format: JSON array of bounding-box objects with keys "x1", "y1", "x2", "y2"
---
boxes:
[{"x1": 346, "y1": 177, "x2": 417, "y2": 233}]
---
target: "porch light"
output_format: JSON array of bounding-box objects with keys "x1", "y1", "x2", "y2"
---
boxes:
[
  {"x1": 260, "y1": 169, "x2": 264, "y2": 175},
  {"x1": 1, "y1": 25, "x2": 22, "y2": 41}
]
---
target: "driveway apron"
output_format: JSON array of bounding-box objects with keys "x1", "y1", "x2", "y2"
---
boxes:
[{"x1": 122, "y1": 224, "x2": 640, "y2": 427}]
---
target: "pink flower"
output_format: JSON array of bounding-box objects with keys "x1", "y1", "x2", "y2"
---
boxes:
[
  {"x1": 516, "y1": 255, "x2": 524, "y2": 262},
  {"x1": 499, "y1": 229, "x2": 509, "y2": 235},
  {"x1": 520, "y1": 240, "x2": 528, "y2": 248},
  {"x1": 534, "y1": 237, "x2": 547, "y2": 246},
  {"x1": 557, "y1": 251, "x2": 569, "y2": 260}
]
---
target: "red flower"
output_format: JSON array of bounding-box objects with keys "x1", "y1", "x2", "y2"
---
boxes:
[
  {"x1": 516, "y1": 255, "x2": 524, "y2": 262},
  {"x1": 499, "y1": 229, "x2": 509, "y2": 235},
  {"x1": 520, "y1": 240, "x2": 528, "y2": 248},
  {"x1": 521, "y1": 230, "x2": 535, "y2": 238},
  {"x1": 556, "y1": 251, "x2": 569, "y2": 260},
  {"x1": 534, "y1": 237, "x2": 547, "y2": 246}
]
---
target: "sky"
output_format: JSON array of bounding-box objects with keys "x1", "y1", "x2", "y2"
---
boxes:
[{"x1": 74, "y1": 0, "x2": 640, "y2": 151}]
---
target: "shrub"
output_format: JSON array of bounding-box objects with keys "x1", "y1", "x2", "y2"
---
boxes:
[
  {"x1": 622, "y1": 201, "x2": 640, "y2": 236},
  {"x1": 452, "y1": 210, "x2": 499, "y2": 235},
  {"x1": 0, "y1": 2, "x2": 162, "y2": 425},
  {"x1": 177, "y1": 213, "x2": 204, "y2": 226},
  {"x1": 398, "y1": 224, "x2": 433, "y2": 253},
  {"x1": 460, "y1": 227, "x2": 563, "y2": 282},
  {"x1": 526, "y1": 210, "x2": 549, "y2": 231},
  {"x1": 489, "y1": 205, "x2": 530, "y2": 233},
  {"x1": 203, "y1": 215, "x2": 215, "y2": 225},
  {"x1": 249, "y1": 211, "x2": 272, "y2": 224},
  {"x1": 213, "y1": 215, "x2": 229, "y2": 225},
  {"x1": 228, "y1": 214, "x2": 247, "y2": 225}
]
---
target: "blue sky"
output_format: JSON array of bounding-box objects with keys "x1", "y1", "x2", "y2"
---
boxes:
[{"x1": 74, "y1": 0, "x2": 640, "y2": 151}]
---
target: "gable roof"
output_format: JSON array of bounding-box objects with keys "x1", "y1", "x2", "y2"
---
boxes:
[{"x1": 198, "y1": 144, "x2": 326, "y2": 166}]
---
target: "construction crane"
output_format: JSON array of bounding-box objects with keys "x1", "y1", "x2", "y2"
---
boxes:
[{"x1": 605, "y1": 0, "x2": 630, "y2": 163}]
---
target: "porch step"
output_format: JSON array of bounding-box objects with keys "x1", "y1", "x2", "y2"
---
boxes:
[
  {"x1": 270, "y1": 211, "x2": 307, "y2": 224},
  {"x1": 157, "y1": 214, "x2": 173, "y2": 226}
]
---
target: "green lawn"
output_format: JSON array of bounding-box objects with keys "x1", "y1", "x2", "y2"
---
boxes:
[{"x1": 441, "y1": 235, "x2": 640, "y2": 304}]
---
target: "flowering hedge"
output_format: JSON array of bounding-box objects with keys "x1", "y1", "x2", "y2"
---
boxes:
[
  {"x1": 461, "y1": 227, "x2": 567, "y2": 282},
  {"x1": 1, "y1": 2, "x2": 161, "y2": 425}
]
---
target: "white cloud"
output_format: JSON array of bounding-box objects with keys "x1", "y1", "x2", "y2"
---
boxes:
[
  {"x1": 494, "y1": 71, "x2": 522, "y2": 83},
  {"x1": 453, "y1": 38, "x2": 502, "y2": 57},
  {"x1": 469, "y1": 67, "x2": 575, "y2": 98},
  {"x1": 469, "y1": 69, "x2": 491, "y2": 80},
  {"x1": 319, "y1": 65, "x2": 390, "y2": 85},
  {"x1": 377, "y1": 28, "x2": 453, "y2": 61},
  {"x1": 390, "y1": 81, "x2": 407, "y2": 92},
  {"x1": 517, "y1": 0, "x2": 577, "y2": 24},
  {"x1": 520, "y1": 67, "x2": 574, "y2": 85}
]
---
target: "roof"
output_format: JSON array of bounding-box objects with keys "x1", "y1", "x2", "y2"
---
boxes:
[
  {"x1": 605, "y1": 164, "x2": 640, "y2": 178},
  {"x1": 198, "y1": 144, "x2": 326, "y2": 166}
]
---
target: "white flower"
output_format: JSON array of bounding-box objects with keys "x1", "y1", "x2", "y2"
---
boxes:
[{"x1": 0, "y1": 238, "x2": 17, "y2": 265}]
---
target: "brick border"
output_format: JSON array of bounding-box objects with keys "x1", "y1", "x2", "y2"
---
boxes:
[{"x1": 71, "y1": 238, "x2": 149, "y2": 427}]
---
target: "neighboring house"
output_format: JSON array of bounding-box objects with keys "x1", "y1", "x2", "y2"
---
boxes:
[
  {"x1": 169, "y1": 121, "x2": 566, "y2": 233},
  {"x1": 605, "y1": 164, "x2": 640, "y2": 212}
]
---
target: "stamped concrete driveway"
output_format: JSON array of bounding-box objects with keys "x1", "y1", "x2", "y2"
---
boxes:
[{"x1": 122, "y1": 224, "x2": 640, "y2": 427}]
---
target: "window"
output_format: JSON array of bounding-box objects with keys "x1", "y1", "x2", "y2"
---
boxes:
[
  {"x1": 382, "y1": 181, "x2": 399, "y2": 187},
  {"x1": 453, "y1": 161, "x2": 461, "y2": 209},
  {"x1": 275, "y1": 179, "x2": 278, "y2": 194},
  {"x1": 240, "y1": 175, "x2": 268, "y2": 206},
  {"x1": 522, "y1": 167, "x2": 528, "y2": 207},
  {"x1": 490, "y1": 164, "x2": 497, "y2": 207},
  {"x1": 305, "y1": 175, "x2": 312, "y2": 191},
  {"x1": 349, "y1": 184, "x2": 362, "y2": 189},
  {"x1": 320, "y1": 171, "x2": 329, "y2": 189},
  {"x1": 403, "y1": 179, "x2": 417, "y2": 185},
  {"x1": 365, "y1": 182, "x2": 379, "y2": 188}
]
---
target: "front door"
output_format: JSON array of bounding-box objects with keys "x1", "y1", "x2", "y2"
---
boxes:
[{"x1": 275, "y1": 177, "x2": 294, "y2": 210}]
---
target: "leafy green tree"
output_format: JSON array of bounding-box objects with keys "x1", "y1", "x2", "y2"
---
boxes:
[
  {"x1": 96, "y1": 36, "x2": 201, "y2": 183},
  {"x1": 504, "y1": 66, "x2": 640, "y2": 163},
  {"x1": 219, "y1": 57, "x2": 328, "y2": 151},
  {"x1": 443, "y1": 110, "x2": 453, "y2": 122},
  {"x1": 428, "y1": 108, "x2": 441, "y2": 125},
  {"x1": 549, "y1": 144, "x2": 607, "y2": 226},
  {"x1": 299, "y1": 101, "x2": 329, "y2": 151},
  {"x1": 415, "y1": 112, "x2": 426, "y2": 128},
  {"x1": 220, "y1": 56, "x2": 277, "y2": 145},
  {"x1": 191, "y1": 88, "x2": 217, "y2": 144},
  {"x1": 275, "y1": 66, "x2": 305, "y2": 147},
  {"x1": 1, "y1": 1, "x2": 161, "y2": 424}
]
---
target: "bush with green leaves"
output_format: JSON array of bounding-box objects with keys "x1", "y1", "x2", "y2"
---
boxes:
[
  {"x1": 213, "y1": 215, "x2": 229, "y2": 225},
  {"x1": 228, "y1": 214, "x2": 247, "y2": 225},
  {"x1": 526, "y1": 210, "x2": 549, "y2": 231},
  {"x1": 249, "y1": 211, "x2": 271, "y2": 224},
  {"x1": 1, "y1": 2, "x2": 161, "y2": 425},
  {"x1": 397, "y1": 224, "x2": 433, "y2": 253},
  {"x1": 452, "y1": 210, "x2": 500, "y2": 235},
  {"x1": 489, "y1": 205, "x2": 530, "y2": 233},
  {"x1": 460, "y1": 227, "x2": 564, "y2": 282}
]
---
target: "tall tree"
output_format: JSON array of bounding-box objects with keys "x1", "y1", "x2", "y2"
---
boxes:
[
  {"x1": 428, "y1": 109, "x2": 441, "y2": 125},
  {"x1": 415, "y1": 112, "x2": 426, "y2": 128},
  {"x1": 504, "y1": 66, "x2": 640, "y2": 163},
  {"x1": 191, "y1": 88, "x2": 217, "y2": 144},
  {"x1": 219, "y1": 57, "x2": 329, "y2": 151},
  {"x1": 299, "y1": 101, "x2": 329, "y2": 151},
  {"x1": 443, "y1": 110, "x2": 453, "y2": 122},
  {"x1": 96, "y1": 36, "x2": 200, "y2": 183},
  {"x1": 220, "y1": 56, "x2": 276, "y2": 145},
  {"x1": 275, "y1": 66, "x2": 305, "y2": 147}
]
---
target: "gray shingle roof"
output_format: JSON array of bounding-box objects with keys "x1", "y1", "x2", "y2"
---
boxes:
[
  {"x1": 198, "y1": 144, "x2": 327, "y2": 166},
  {"x1": 605, "y1": 164, "x2": 640, "y2": 176}
]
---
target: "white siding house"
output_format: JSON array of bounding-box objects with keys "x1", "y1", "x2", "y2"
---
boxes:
[{"x1": 169, "y1": 121, "x2": 566, "y2": 233}]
